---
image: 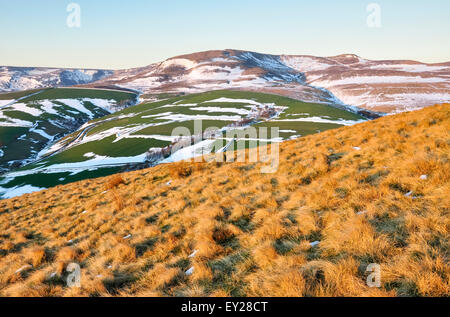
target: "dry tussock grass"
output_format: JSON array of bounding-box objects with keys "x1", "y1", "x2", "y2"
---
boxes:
[
  {"x1": 0, "y1": 104, "x2": 448, "y2": 297},
  {"x1": 105, "y1": 175, "x2": 125, "y2": 190}
]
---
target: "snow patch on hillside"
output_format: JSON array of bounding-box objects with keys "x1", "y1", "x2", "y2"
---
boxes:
[
  {"x1": 203, "y1": 97, "x2": 263, "y2": 106},
  {"x1": 0, "y1": 185, "x2": 46, "y2": 199},
  {"x1": 161, "y1": 139, "x2": 216, "y2": 163},
  {"x1": 0, "y1": 100, "x2": 14, "y2": 107},
  {"x1": 369, "y1": 93, "x2": 450, "y2": 112},
  {"x1": 30, "y1": 127, "x2": 53, "y2": 140},
  {"x1": 161, "y1": 58, "x2": 198, "y2": 70},
  {"x1": 0, "y1": 112, "x2": 34, "y2": 127},
  {"x1": 312, "y1": 76, "x2": 447, "y2": 86},
  {"x1": 281, "y1": 56, "x2": 333, "y2": 72},
  {"x1": 273, "y1": 117, "x2": 366, "y2": 126},
  {"x1": 4, "y1": 154, "x2": 148, "y2": 179},
  {"x1": 83, "y1": 98, "x2": 116, "y2": 113},
  {"x1": 192, "y1": 106, "x2": 251, "y2": 115},
  {"x1": 0, "y1": 98, "x2": 116, "y2": 129},
  {"x1": 10, "y1": 103, "x2": 43, "y2": 116},
  {"x1": 369, "y1": 64, "x2": 449, "y2": 73},
  {"x1": 0, "y1": 67, "x2": 113, "y2": 92},
  {"x1": 150, "y1": 113, "x2": 242, "y2": 122},
  {"x1": 187, "y1": 66, "x2": 243, "y2": 81},
  {"x1": 55, "y1": 99, "x2": 95, "y2": 117}
]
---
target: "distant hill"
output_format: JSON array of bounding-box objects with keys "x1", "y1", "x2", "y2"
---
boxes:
[
  {"x1": 0, "y1": 67, "x2": 112, "y2": 92},
  {"x1": 3, "y1": 50, "x2": 449, "y2": 114}
]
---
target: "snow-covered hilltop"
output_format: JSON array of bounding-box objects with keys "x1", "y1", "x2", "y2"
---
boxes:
[
  {"x1": 86, "y1": 50, "x2": 450, "y2": 114},
  {"x1": 0, "y1": 67, "x2": 113, "y2": 92},
  {"x1": 83, "y1": 50, "x2": 341, "y2": 108},
  {"x1": 281, "y1": 54, "x2": 450, "y2": 113},
  {"x1": 2, "y1": 50, "x2": 450, "y2": 113}
]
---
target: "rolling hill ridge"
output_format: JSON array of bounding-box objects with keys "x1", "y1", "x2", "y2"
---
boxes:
[
  {"x1": 0, "y1": 67, "x2": 112, "y2": 92},
  {"x1": 89, "y1": 49, "x2": 450, "y2": 114},
  {"x1": 4, "y1": 50, "x2": 449, "y2": 114}
]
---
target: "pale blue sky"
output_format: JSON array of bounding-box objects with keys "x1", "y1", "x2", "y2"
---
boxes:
[{"x1": 0, "y1": 0, "x2": 449, "y2": 69}]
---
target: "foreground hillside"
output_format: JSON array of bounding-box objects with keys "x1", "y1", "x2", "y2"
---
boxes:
[{"x1": 0, "y1": 104, "x2": 448, "y2": 297}]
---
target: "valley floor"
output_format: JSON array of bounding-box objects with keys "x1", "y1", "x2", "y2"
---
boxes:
[{"x1": 0, "y1": 90, "x2": 364, "y2": 199}]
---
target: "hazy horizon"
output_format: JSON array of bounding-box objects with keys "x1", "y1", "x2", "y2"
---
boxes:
[
  {"x1": 2, "y1": 48, "x2": 450, "y2": 70},
  {"x1": 1, "y1": 0, "x2": 449, "y2": 69}
]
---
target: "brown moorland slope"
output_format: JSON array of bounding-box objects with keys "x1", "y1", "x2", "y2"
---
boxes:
[{"x1": 0, "y1": 104, "x2": 448, "y2": 297}]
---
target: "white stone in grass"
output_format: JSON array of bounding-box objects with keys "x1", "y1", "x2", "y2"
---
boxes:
[
  {"x1": 123, "y1": 234, "x2": 132, "y2": 240},
  {"x1": 188, "y1": 250, "x2": 199, "y2": 258},
  {"x1": 49, "y1": 272, "x2": 57, "y2": 278},
  {"x1": 353, "y1": 147, "x2": 361, "y2": 151},
  {"x1": 310, "y1": 241, "x2": 320, "y2": 247},
  {"x1": 357, "y1": 210, "x2": 368, "y2": 215},
  {"x1": 83, "y1": 152, "x2": 95, "y2": 158},
  {"x1": 420, "y1": 175, "x2": 428, "y2": 180},
  {"x1": 404, "y1": 191, "x2": 413, "y2": 197},
  {"x1": 185, "y1": 266, "x2": 194, "y2": 276},
  {"x1": 15, "y1": 265, "x2": 32, "y2": 274},
  {"x1": 166, "y1": 180, "x2": 172, "y2": 186},
  {"x1": 81, "y1": 210, "x2": 87, "y2": 214}
]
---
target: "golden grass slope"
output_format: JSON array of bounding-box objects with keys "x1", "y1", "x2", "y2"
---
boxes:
[{"x1": 0, "y1": 104, "x2": 448, "y2": 297}]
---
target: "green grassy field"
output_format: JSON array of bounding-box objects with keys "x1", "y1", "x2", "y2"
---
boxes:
[
  {"x1": 0, "y1": 88, "x2": 137, "y2": 173},
  {"x1": 1, "y1": 89, "x2": 365, "y2": 198},
  {"x1": 0, "y1": 167, "x2": 120, "y2": 189},
  {"x1": 0, "y1": 88, "x2": 46, "y2": 100},
  {"x1": 20, "y1": 88, "x2": 136, "y2": 103},
  {"x1": 42, "y1": 137, "x2": 171, "y2": 166},
  {"x1": 41, "y1": 90, "x2": 363, "y2": 163}
]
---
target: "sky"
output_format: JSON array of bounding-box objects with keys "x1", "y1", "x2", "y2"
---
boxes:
[{"x1": 0, "y1": 0, "x2": 449, "y2": 69}]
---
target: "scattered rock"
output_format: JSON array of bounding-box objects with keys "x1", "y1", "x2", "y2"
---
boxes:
[
  {"x1": 420, "y1": 175, "x2": 428, "y2": 180},
  {"x1": 123, "y1": 234, "x2": 132, "y2": 240},
  {"x1": 185, "y1": 266, "x2": 194, "y2": 276},
  {"x1": 310, "y1": 241, "x2": 320, "y2": 247},
  {"x1": 15, "y1": 265, "x2": 32, "y2": 274},
  {"x1": 188, "y1": 250, "x2": 199, "y2": 258}
]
